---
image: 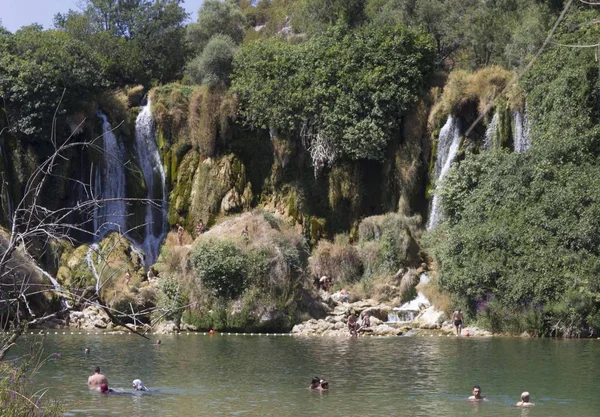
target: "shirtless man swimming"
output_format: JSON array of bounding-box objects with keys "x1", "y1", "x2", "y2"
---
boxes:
[
  {"x1": 468, "y1": 385, "x2": 485, "y2": 401},
  {"x1": 88, "y1": 366, "x2": 108, "y2": 390},
  {"x1": 452, "y1": 309, "x2": 464, "y2": 336}
]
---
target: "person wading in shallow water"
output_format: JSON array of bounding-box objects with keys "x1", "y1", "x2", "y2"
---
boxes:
[
  {"x1": 453, "y1": 309, "x2": 464, "y2": 336},
  {"x1": 88, "y1": 366, "x2": 108, "y2": 389}
]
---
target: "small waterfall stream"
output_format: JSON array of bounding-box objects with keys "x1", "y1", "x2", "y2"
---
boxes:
[
  {"x1": 427, "y1": 116, "x2": 461, "y2": 230},
  {"x1": 35, "y1": 266, "x2": 69, "y2": 309},
  {"x1": 483, "y1": 112, "x2": 499, "y2": 151},
  {"x1": 513, "y1": 107, "x2": 531, "y2": 153},
  {"x1": 96, "y1": 111, "x2": 128, "y2": 237},
  {"x1": 85, "y1": 244, "x2": 101, "y2": 295},
  {"x1": 134, "y1": 100, "x2": 167, "y2": 266}
]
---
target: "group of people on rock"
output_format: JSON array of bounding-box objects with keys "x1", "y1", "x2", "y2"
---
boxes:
[
  {"x1": 469, "y1": 385, "x2": 535, "y2": 407},
  {"x1": 347, "y1": 311, "x2": 371, "y2": 337},
  {"x1": 88, "y1": 366, "x2": 148, "y2": 395},
  {"x1": 308, "y1": 377, "x2": 329, "y2": 392}
]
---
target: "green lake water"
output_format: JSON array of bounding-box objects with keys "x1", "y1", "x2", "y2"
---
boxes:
[{"x1": 19, "y1": 333, "x2": 600, "y2": 416}]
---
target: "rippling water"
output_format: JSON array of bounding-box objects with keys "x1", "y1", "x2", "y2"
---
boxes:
[{"x1": 17, "y1": 334, "x2": 600, "y2": 416}]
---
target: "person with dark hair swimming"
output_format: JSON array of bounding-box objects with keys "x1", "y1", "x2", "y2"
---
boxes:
[
  {"x1": 309, "y1": 377, "x2": 320, "y2": 390},
  {"x1": 319, "y1": 380, "x2": 329, "y2": 391},
  {"x1": 88, "y1": 366, "x2": 108, "y2": 390},
  {"x1": 468, "y1": 386, "x2": 485, "y2": 401}
]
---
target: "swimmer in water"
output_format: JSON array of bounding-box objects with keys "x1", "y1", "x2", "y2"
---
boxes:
[
  {"x1": 319, "y1": 379, "x2": 329, "y2": 391},
  {"x1": 100, "y1": 383, "x2": 114, "y2": 394},
  {"x1": 516, "y1": 392, "x2": 535, "y2": 407},
  {"x1": 309, "y1": 377, "x2": 320, "y2": 390},
  {"x1": 85, "y1": 347, "x2": 90, "y2": 355},
  {"x1": 468, "y1": 385, "x2": 485, "y2": 401},
  {"x1": 132, "y1": 379, "x2": 148, "y2": 391},
  {"x1": 88, "y1": 366, "x2": 108, "y2": 390},
  {"x1": 154, "y1": 339, "x2": 161, "y2": 346}
]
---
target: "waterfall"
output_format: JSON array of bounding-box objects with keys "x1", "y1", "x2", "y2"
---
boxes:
[
  {"x1": 134, "y1": 100, "x2": 167, "y2": 266},
  {"x1": 96, "y1": 111, "x2": 128, "y2": 237},
  {"x1": 35, "y1": 266, "x2": 69, "y2": 309},
  {"x1": 483, "y1": 112, "x2": 499, "y2": 151},
  {"x1": 428, "y1": 116, "x2": 461, "y2": 230},
  {"x1": 86, "y1": 244, "x2": 101, "y2": 295},
  {"x1": 513, "y1": 107, "x2": 531, "y2": 153}
]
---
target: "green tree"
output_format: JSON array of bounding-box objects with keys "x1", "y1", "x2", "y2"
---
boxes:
[
  {"x1": 187, "y1": 0, "x2": 246, "y2": 55},
  {"x1": 186, "y1": 35, "x2": 238, "y2": 86},
  {"x1": 0, "y1": 26, "x2": 107, "y2": 136},
  {"x1": 232, "y1": 25, "x2": 435, "y2": 164},
  {"x1": 54, "y1": 0, "x2": 188, "y2": 85}
]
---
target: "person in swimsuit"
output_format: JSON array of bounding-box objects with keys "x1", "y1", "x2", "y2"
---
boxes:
[
  {"x1": 309, "y1": 377, "x2": 321, "y2": 390},
  {"x1": 452, "y1": 309, "x2": 464, "y2": 336},
  {"x1": 100, "y1": 383, "x2": 114, "y2": 394}
]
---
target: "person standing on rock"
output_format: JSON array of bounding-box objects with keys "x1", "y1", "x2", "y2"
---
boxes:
[
  {"x1": 453, "y1": 309, "x2": 464, "y2": 336},
  {"x1": 177, "y1": 224, "x2": 184, "y2": 246},
  {"x1": 88, "y1": 366, "x2": 108, "y2": 390}
]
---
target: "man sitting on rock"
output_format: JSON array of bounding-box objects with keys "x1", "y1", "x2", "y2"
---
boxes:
[{"x1": 347, "y1": 313, "x2": 358, "y2": 337}]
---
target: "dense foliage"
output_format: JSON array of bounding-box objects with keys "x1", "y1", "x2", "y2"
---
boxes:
[
  {"x1": 425, "y1": 9, "x2": 600, "y2": 337},
  {"x1": 232, "y1": 25, "x2": 435, "y2": 162}
]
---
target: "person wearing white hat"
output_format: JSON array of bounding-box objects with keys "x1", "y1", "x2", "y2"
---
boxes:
[{"x1": 132, "y1": 379, "x2": 147, "y2": 391}]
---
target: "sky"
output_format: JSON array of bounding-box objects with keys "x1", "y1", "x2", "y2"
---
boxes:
[{"x1": 0, "y1": 0, "x2": 205, "y2": 32}]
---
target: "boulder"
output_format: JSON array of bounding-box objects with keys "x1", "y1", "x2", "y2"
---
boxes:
[{"x1": 414, "y1": 306, "x2": 445, "y2": 329}]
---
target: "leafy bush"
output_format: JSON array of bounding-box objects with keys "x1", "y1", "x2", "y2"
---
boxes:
[
  {"x1": 189, "y1": 239, "x2": 248, "y2": 298},
  {"x1": 157, "y1": 276, "x2": 188, "y2": 326},
  {"x1": 186, "y1": 35, "x2": 237, "y2": 86}
]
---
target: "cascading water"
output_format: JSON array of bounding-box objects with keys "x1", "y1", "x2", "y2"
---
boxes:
[
  {"x1": 134, "y1": 100, "x2": 167, "y2": 266},
  {"x1": 96, "y1": 111, "x2": 128, "y2": 237},
  {"x1": 35, "y1": 266, "x2": 69, "y2": 309},
  {"x1": 513, "y1": 107, "x2": 531, "y2": 153},
  {"x1": 85, "y1": 244, "x2": 101, "y2": 295},
  {"x1": 427, "y1": 116, "x2": 461, "y2": 230},
  {"x1": 483, "y1": 112, "x2": 499, "y2": 151}
]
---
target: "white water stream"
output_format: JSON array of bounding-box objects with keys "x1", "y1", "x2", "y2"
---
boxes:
[
  {"x1": 483, "y1": 112, "x2": 499, "y2": 151},
  {"x1": 95, "y1": 111, "x2": 128, "y2": 237},
  {"x1": 133, "y1": 100, "x2": 168, "y2": 267},
  {"x1": 513, "y1": 107, "x2": 531, "y2": 153},
  {"x1": 427, "y1": 116, "x2": 461, "y2": 230}
]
